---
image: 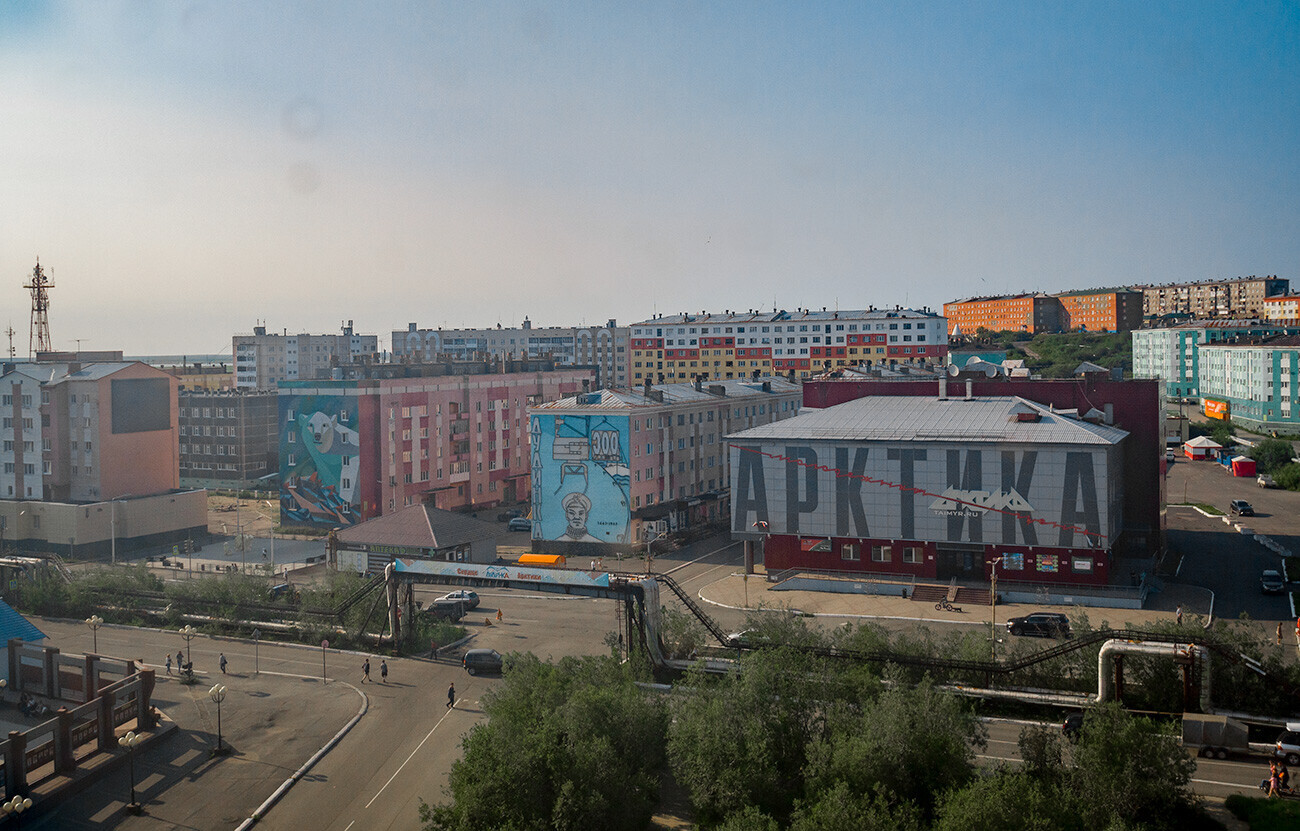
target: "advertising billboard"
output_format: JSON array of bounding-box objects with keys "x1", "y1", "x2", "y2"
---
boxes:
[
  {"x1": 280, "y1": 393, "x2": 362, "y2": 526},
  {"x1": 529, "y1": 412, "x2": 631, "y2": 544},
  {"x1": 1203, "y1": 399, "x2": 1229, "y2": 420},
  {"x1": 731, "y1": 441, "x2": 1120, "y2": 549}
]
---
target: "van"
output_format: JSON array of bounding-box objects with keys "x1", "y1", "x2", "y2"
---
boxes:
[
  {"x1": 424, "y1": 599, "x2": 468, "y2": 622},
  {"x1": 517, "y1": 553, "x2": 566, "y2": 566}
]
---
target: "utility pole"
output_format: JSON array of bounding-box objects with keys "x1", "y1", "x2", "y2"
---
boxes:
[{"x1": 24, "y1": 259, "x2": 54, "y2": 359}]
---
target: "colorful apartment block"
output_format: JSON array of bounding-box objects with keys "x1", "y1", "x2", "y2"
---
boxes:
[
  {"x1": 278, "y1": 366, "x2": 595, "y2": 527},
  {"x1": 944, "y1": 294, "x2": 1060, "y2": 335},
  {"x1": 1262, "y1": 295, "x2": 1300, "y2": 321},
  {"x1": 1054, "y1": 289, "x2": 1144, "y2": 332},
  {"x1": 629, "y1": 308, "x2": 947, "y2": 386}
]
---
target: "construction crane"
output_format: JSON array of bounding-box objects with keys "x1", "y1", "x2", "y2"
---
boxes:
[{"x1": 24, "y1": 259, "x2": 54, "y2": 359}]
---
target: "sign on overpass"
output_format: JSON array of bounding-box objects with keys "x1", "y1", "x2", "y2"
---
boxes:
[{"x1": 392, "y1": 558, "x2": 611, "y2": 589}]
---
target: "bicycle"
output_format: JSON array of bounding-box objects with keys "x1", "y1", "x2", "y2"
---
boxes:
[{"x1": 935, "y1": 599, "x2": 963, "y2": 613}]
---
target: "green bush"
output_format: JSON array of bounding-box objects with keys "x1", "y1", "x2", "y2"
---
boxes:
[{"x1": 1225, "y1": 793, "x2": 1300, "y2": 830}]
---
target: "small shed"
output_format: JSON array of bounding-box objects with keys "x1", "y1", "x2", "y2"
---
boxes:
[
  {"x1": 0, "y1": 599, "x2": 47, "y2": 684},
  {"x1": 1230, "y1": 456, "x2": 1257, "y2": 477},
  {"x1": 1183, "y1": 436, "x2": 1221, "y2": 460}
]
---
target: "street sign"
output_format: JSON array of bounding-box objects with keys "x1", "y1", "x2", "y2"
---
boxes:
[
  {"x1": 321, "y1": 639, "x2": 329, "y2": 649},
  {"x1": 252, "y1": 628, "x2": 261, "y2": 641}
]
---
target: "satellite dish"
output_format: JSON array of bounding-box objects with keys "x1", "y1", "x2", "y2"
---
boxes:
[
  {"x1": 984, "y1": 366, "x2": 997, "y2": 378},
  {"x1": 947, "y1": 364, "x2": 961, "y2": 376}
]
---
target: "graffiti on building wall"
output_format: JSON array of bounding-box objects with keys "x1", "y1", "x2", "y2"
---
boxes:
[
  {"x1": 731, "y1": 443, "x2": 1120, "y2": 548},
  {"x1": 530, "y1": 413, "x2": 631, "y2": 544},
  {"x1": 280, "y1": 394, "x2": 361, "y2": 526}
]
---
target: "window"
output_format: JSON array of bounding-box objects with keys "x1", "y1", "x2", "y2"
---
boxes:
[
  {"x1": 841, "y1": 544, "x2": 860, "y2": 561},
  {"x1": 870, "y1": 545, "x2": 891, "y2": 563},
  {"x1": 902, "y1": 546, "x2": 922, "y2": 564}
]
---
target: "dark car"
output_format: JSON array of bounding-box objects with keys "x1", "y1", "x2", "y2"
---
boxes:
[
  {"x1": 1261, "y1": 569, "x2": 1286, "y2": 595},
  {"x1": 463, "y1": 648, "x2": 503, "y2": 676},
  {"x1": 1062, "y1": 712, "x2": 1086, "y2": 740},
  {"x1": 1006, "y1": 612, "x2": 1072, "y2": 639},
  {"x1": 1230, "y1": 499, "x2": 1255, "y2": 516}
]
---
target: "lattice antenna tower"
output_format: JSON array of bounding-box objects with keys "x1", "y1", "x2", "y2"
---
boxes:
[{"x1": 24, "y1": 259, "x2": 53, "y2": 358}]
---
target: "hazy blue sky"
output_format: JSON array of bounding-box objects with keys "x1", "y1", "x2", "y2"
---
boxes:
[{"x1": 2, "y1": 2, "x2": 1296, "y2": 356}]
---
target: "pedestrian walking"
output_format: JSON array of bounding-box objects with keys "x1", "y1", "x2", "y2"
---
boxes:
[
  {"x1": 380, "y1": 659, "x2": 388, "y2": 684},
  {"x1": 447, "y1": 682, "x2": 455, "y2": 709},
  {"x1": 496, "y1": 609, "x2": 503, "y2": 623},
  {"x1": 166, "y1": 654, "x2": 172, "y2": 675},
  {"x1": 220, "y1": 653, "x2": 228, "y2": 674},
  {"x1": 362, "y1": 657, "x2": 371, "y2": 683},
  {"x1": 1175, "y1": 605, "x2": 1183, "y2": 626},
  {"x1": 176, "y1": 650, "x2": 184, "y2": 670},
  {"x1": 1279, "y1": 622, "x2": 1285, "y2": 645}
]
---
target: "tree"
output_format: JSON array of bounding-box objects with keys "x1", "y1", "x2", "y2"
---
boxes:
[
  {"x1": 801, "y1": 676, "x2": 984, "y2": 819},
  {"x1": 422, "y1": 654, "x2": 667, "y2": 831},
  {"x1": 1275, "y1": 462, "x2": 1300, "y2": 491},
  {"x1": 1252, "y1": 438, "x2": 1298, "y2": 474},
  {"x1": 791, "y1": 783, "x2": 922, "y2": 831},
  {"x1": 933, "y1": 770, "x2": 1077, "y2": 831}
]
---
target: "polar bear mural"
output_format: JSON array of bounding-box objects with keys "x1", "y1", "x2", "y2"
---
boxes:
[{"x1": 298, "y1": 410, "x2": 360, "y2": 505}]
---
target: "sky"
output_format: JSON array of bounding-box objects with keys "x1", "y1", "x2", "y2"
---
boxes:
[{"x1": 1, "y1": 2, "x2": 1297, "y2": 357}]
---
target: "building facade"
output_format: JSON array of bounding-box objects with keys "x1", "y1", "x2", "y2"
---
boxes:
[
  {"x1": 278, "y1": 367, "x2": 595, "y2": 528},
  {"x1": 392, "y1": 319, "x2": 630, "y2": 390},
  {"x1": 179, "y1": 389, "x2": 279, "y2": 490},
  {"x1": 1131, "y1": 321, "x2": 1300, "y2": 401},
  {"x1": 528, "y1": 377, "x2": 802, "y2": 551},
  {"x1": 944, "y1": 294, "x2": 1061, "y2": 335},
  {"x1": 731, "y1": 390, "x2": 1128, "y2": 587},
  {"x1": 234, "y1": 322, "x2": 379, "y2": 390},
  {"x1": 1136, "y1": 276, "x2": 1290, "y2": 319},
  {"x1": 1054, "y1": 289, "x2": 1144, "y2": 332},
  {"x1": 629, "y1": 308, "x2": 947, "y2": 387},
  {"x1": 945, "y1": 289, "x2": 1142, "y2": 336},
  {"x1": 1196, "y1": 336, "x2": 1300, "y2": 430},
  {"x1": 1262, "y1": 295, "x2": 1300, "y2": 322}
]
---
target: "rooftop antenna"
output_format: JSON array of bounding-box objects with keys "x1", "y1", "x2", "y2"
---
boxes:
[
  {"x1": 4, "y1": 325, "x2": 13, "y2": 360},
  {"x1": 24, "y1": 259, "x2": 54, "y2": 359}
]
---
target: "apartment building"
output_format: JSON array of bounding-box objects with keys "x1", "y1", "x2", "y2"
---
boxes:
[
  {"x1": 1131, "y1": 320, "x2": 1300, "y2": 401},
  {"x1": 1197, "y1": 335, "x2": 1300, "y2": 430},
  {"x1": 1136, "y1": 276, "x2": 1290, "y2": 319},
  {"x1": 528, "y1": 376, "x2": 802, "y2": 551},
  {"x1": 234, "y1": 322, "x2": 379, "y2": 389},
  {"x1": 1262, "y1": 295, "x2": 1300, "y2": 322},
  {"x1": 945, "y1": 289, "x2": 1142, "y2": 336},
  {"x1": 179, "y1": 389, "x2": 279, "y2": 489},
  {"x1": 629, "y1": 308, "x2": 947, "y2": 387},
  {"x1": 278, "y1": 366, "x2": 595, "y2": 528},
  {"x1": 392, "y1": 319, "x2": 629, "y2": 390}
]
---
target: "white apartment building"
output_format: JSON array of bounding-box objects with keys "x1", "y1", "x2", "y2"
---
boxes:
[
  {"x1": 392, "y1": 319, "x2": 629, "y2": 390},
  {"x1": 234, "y1": 321, "x2": 379, "y2": 390}
]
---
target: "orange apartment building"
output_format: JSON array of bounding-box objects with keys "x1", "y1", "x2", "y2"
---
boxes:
[
  {"x1": 629, "y1": 308, "x2": 948, "y2": 385},
  {"x1": 945, "y1": 289, "x2": 1142, "y2": 335}
]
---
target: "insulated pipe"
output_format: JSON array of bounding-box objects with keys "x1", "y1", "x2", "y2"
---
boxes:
[{"x1": 1096, "y1": 639, "x2": 1211, "y2": 712}]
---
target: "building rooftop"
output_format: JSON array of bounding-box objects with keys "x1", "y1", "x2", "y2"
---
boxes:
[
  {"x1": 728, "y1": 394, "x2": 1128, "y2": 446},
  {"x1": 336, "y1": 503, "x2": 500, "y2": 551},
  {"x1": 535, "y1": 377, "x2": 801, "y2": 411},
  {"x1": 633, "y1": 307, "x2": 943, "y2": 327}
]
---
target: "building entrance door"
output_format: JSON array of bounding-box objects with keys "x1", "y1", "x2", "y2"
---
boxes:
[{"x1": 935, "y1": 543, "x2": 983, "y2": 580}]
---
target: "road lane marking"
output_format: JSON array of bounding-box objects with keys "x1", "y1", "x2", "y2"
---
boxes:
[{"x1": 363, "y1": 702, "x2": 459, "y2": 810}]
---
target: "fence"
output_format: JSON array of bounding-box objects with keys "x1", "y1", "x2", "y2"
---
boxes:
[{"x1": 1, "y1": 640, "x2": 158, "y2": 799}]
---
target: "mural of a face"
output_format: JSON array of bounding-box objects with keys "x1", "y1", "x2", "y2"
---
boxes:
[{"x1": 564, "y1": 493, "x2": 591, "y2": 537}]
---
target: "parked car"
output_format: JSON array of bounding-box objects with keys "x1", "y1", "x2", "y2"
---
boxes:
[
  {"x1": 496, "y1": 508, "x2": 524, "y2": 521},
  {"x1": 1165, "y1": 450, "x2": 1177, "y2": 463},
  {"x1": 507, "y1": 517, "x2": 532, "y2": 532},
  {"x1": 1258, "y1": 474, "x2": 1276, "y2": 488},
  {"x1": 1276, "y1": 723, "x2": 1300, "y2": 765},
  {"x1": 1062, "y1": 712, "x2": 1086, "y2": 740},
  {"x1": 1006, "y1": 612, "x2": 1072, "y2": 639},
  {"x1": 438, "y1": 590, "x2": 480, "y2": 609},
  {"x1": 1261, "y1": 569, "x2": 1286, "y2": 595},
  {"x1": 424, "y1": 599, "x2": 468, "y2": 622},
  {"x1": 1229, "y1": 499, "x2": 1255, "y2": 516},
  {"x1": 463, "y1": 648, "x2": 504, "y2": 676}
]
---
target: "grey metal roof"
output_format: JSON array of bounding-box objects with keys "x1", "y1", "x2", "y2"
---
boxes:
[
  {"x1": 336, "y1": 503, "x2": 500, "y2": 550},
  {"x1": 44, "y1": 362, "x2": 140, "y2": 385},
  {"x1": 534, "y1": 377, "x2": 802, "y2": 411},
  {"x1": 728, "y1": 395, "x2": 1128, "y2": 445}
]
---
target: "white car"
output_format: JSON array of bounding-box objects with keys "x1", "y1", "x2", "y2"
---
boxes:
[{"x1": 437, "y1": 590, "x2": 480, "y2": 610}]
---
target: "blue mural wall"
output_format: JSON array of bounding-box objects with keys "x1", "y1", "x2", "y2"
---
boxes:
[
  {"x1": 529, "y1": 413, "x2": 631, "y2": 544},
  {"x1": 279, "y1": 392, "x2": 361, "y2": 526}
]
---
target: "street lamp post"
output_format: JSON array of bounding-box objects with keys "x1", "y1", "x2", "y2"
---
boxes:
[
  {"x1": 264, "y1": 500, "x2": 276, "y2": 577},
  {"x1": 179, "y1": 624, "x2": 197, "y2": 668},
  {"x1": 252, "y1": 628, "x2": 261, "y2": 675},
  {"x1": 118, "y1": 730, "x2": 143, "y2": 813},
  {"x1": 645, "y1": 529, "x2": 665, "y2": 575},
  {"x1": 1, "y1": 795, "x2": 33, "y2": 825},
  {"x1": 990, "y1": 557, "x2": 1003, "y2": 661},
  {"x1": 208, "y1": 684, "x2": 228, "y2": 756},
  {"x1": 86, "y1": 614, "x2": 104, "y2": 654},
  {"x1": 321, "y1": 639, "x2": 329, "y2": 682}
]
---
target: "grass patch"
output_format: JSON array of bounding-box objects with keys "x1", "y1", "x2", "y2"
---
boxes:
[{"x1": 1225, "y1": 793, "x2": 1300, "y2": 830}]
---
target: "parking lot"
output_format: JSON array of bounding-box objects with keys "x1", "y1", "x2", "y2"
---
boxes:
[{"x1": 1165, "y1": 454, "x2": 1300, "y2": 622}]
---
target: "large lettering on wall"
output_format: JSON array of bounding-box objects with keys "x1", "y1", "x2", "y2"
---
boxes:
[{"x1": 731, "y1": 442, "x2": 1114, "y2": 548}]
